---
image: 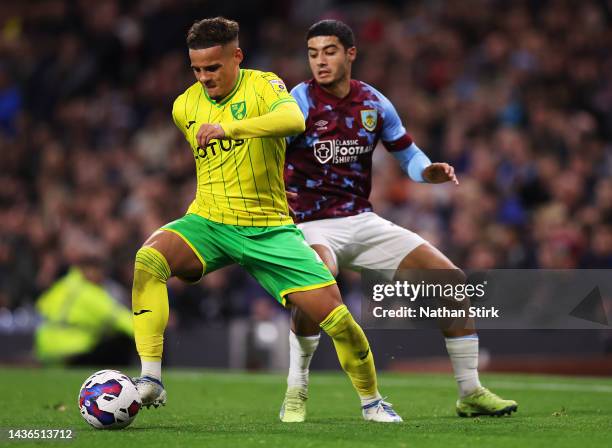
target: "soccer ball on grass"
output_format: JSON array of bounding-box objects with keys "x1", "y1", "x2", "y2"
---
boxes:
[{"x1": 78, "y1": 369, "x2": 141, "y2": 429}]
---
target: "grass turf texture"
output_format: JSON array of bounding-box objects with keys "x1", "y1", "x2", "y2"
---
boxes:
[{"x1": 1, "y1": 368, "x2": 611, "y2": 448}]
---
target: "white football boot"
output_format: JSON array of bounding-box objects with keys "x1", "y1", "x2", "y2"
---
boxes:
[
  {"x1": 133, "y1": 376, "x2": 167, "y2": 408},
  {"x1": 362, "y1": 398, "x2": 403, "y2": 422}
]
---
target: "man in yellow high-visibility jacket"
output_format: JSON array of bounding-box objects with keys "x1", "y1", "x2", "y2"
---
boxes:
[{"x1": 35, "y1": 257, "x2": 134, "y2": 365}]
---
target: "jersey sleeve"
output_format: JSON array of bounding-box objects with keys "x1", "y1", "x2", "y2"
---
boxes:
[
  {"x1": 290, "y1": 82, "x2": 311, "y2": 120},
  {"x1": 223, "y1": 102, "x2": 304, "y2": 139},
  {"x1": 391, "y1": 143, "x2": 432, "y2": 183},
  {"x1": 256, "y1": 72, "x2": 298, "y2": 113},
  {"x1": 369, "y1": 87, "x2": 413, "y2": 152},
  {"x1": 171, "y1": 94, "x2": 187, "y2": 136},
  {"x1": 286, "y1": 83, "x2": 310, "y2": 145}
]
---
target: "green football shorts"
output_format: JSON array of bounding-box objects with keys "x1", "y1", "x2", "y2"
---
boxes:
[{"x1": 161, "y1": 213, "x2": 336, "y2": 306}]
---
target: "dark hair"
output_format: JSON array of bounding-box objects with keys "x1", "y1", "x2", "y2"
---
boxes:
[
  {"x1": 187, "y1": 17, "x2": 239, "y2": 49},
  {"x1": 306, "y1": 20, "x2": 355, "y2": 49}
]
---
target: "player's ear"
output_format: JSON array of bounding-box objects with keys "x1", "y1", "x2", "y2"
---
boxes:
[
  {"x1": 347, "y1": 46, "x2": 357, "y2": 62},
  {"x1": 234, "y1": 47, "x2": 244, "y2": 64}
]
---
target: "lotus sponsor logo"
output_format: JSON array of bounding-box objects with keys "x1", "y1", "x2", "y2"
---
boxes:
[{"x1": 313, "y1": 139, "x2": 374, "y2": 164}]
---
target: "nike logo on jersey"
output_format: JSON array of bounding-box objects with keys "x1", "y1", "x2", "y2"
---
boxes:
[
  {"x1": 359, "y1": 347, "x2": 370, "y2": 360},
  {"x1": 133, "y1": 309, "x2": 152, "y2": 316},
  {"x1": 186, "y1": 120, "x2": 196, "y2": 129}
]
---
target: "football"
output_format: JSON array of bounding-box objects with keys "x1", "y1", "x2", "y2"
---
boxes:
[{"x1": 78, "y1": 370, "x2": 141, "y2": 430}]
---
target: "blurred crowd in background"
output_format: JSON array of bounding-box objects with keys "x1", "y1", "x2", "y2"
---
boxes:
[{"x1": 0, "y1": 0, "x2": 611, "y2": 332}]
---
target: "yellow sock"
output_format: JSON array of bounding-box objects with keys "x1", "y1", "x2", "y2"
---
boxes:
[
  {"x1": 320, "y1": 304, "x2": 378, "y2": 399},
  {"x1": 132, "y1": 246, "x2": 170, "y2": 362}
]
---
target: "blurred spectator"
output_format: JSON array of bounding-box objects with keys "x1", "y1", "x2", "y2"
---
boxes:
[
  {"x1": 34, "y1": 250, "x2": 134, "y2": 366},
  {"x1": 0, "y1": 0, "x2": 610, "y2": 327}
]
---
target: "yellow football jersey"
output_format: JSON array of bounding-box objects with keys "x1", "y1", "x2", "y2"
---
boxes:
[{"x1": 172, "y1": 69, "x2": 297, "y2": 226}]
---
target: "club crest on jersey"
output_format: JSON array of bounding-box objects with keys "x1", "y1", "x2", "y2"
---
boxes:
[
  {"x1": 313, "y1": 141, "x2": 334, "y2": 164},
  {"x1": 360, "y1": 109, "x2": 377, "y2": 131},
  {"x1": 231, "y1": 101, "x2": 247, "y2": 120}
]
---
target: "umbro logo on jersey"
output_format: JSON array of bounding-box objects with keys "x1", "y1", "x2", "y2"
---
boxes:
[
  {"x1": 133, "y1": 309, "x2": 152, "y2": 316},
  {"x1": 186, "y1": 120, "x2": 196, "y2": 129},
  {"x1": 314, "y1": 119, "x2": 328, "y2": 130}
]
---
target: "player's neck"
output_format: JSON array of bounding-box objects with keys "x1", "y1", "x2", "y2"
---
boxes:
[{"x1": 319, "y1": 78, "x2": 351, "y2": 99}]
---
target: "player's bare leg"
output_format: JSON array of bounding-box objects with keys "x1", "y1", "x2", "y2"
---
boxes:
[
  {"x1": 284, "y1": 284, "x2": 402, "y2": 423},
  {"x1": 396, "y1": 243, "x2": 517, "y2": 416},
  {"x1": 290, "y1": 244, "x2": 337, "y2": 342},
  {"x1": 132, "y1": 230, "x2": 204, "y2": 408},
  {"x1": 311, "y1": 244, "x2": 339, "y2": 277}
]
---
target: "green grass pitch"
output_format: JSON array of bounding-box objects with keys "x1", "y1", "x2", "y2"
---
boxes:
[{"x1": 1, "y1": 368, "x2": 611, "y2": 448}]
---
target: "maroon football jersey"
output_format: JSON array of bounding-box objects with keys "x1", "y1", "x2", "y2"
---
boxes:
[{"x1": 284, "y1": 79, "x2": 412, "y2": 222}]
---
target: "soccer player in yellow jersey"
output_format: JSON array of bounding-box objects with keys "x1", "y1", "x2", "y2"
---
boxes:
[{"x1": 131, "y1": 17, "x2": 402, "y2": 423}]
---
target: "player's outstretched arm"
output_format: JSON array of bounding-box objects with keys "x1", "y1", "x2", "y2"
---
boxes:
[
  {"x1": 375, "y1": 87, "x2": 458, "y2": 185},
  {"x1": 196, "y1": 102, "x2": 305, "y2": 147},
  {"x1": 389, "y1": 142, "x2": 458, "y2": 185}
]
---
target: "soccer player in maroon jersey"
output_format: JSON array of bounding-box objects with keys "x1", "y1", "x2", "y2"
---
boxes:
[{"x1": 280, "y1": 20, "x2": 517, "y2": 422}]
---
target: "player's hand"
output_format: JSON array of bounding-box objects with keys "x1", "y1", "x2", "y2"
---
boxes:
[
  {"x1": 286, "y1": 191, "x2": 298, "y2": 218},
  {"x1": 196, "y1": 123, "x2": 225, "y2": 147},
  {"x1": 422, "y1": 163, "x2": 459, "y2": 185}
]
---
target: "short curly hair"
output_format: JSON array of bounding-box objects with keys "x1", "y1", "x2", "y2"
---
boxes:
[
  {"x1": 307, "y1": 20, "x2": 355, "y2": 49},
  {"x1": 187, "y1": 17, "x2": 239, "y2": 49}
]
